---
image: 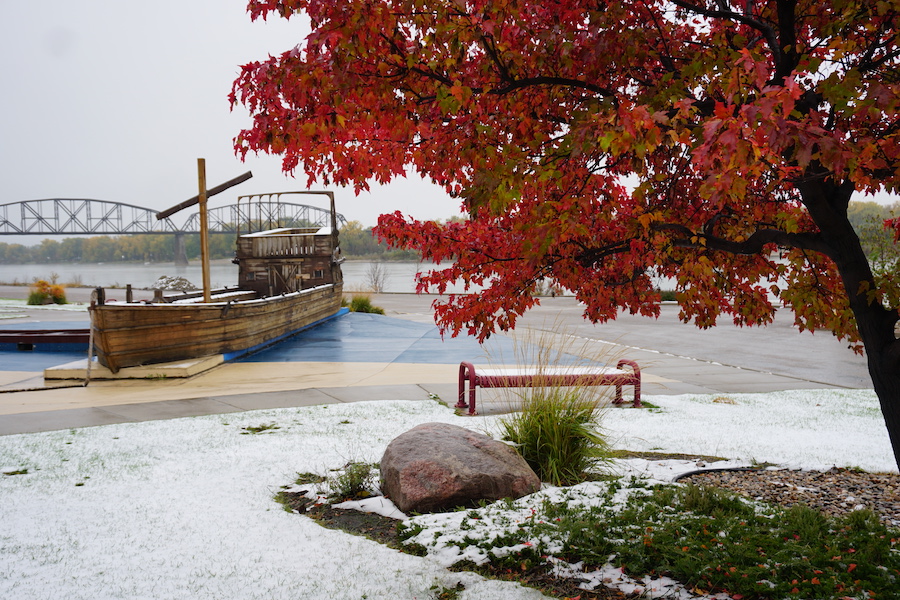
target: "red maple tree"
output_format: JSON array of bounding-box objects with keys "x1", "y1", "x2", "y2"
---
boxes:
[{"x1": 232, "y1": 0, "x2": 900, "y2": 467}]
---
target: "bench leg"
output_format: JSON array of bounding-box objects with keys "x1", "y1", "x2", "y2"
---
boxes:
[
  {"x1": 612, "y1": 383, "x2": 624, "y2": 404},
  {"x1": 456, "y1": 362, "x2": 478, "y2": 415},
  {"x1": 616, "y1": 359, "x2": 642, "y2": 408},
  {"x1": 456, "y1": 362, "x2": 469, "y2": 410}
]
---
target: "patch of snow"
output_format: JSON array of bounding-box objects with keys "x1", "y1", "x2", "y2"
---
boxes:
[
  {"x1": 150, "y1": 275, "x2": 197, "y2": 291},
  {"x1": 0, "y1": 389, "x2": 895, "y2": 599},
  {"x1": 333, "y1": 496, "x2": 407, "y2": 520},
  {"x1": 0, "y1": 298, "x2": 88, "y2": 312}
]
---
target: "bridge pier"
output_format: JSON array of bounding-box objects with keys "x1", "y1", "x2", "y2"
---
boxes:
[{"x1": 173, "y1": 233, "x2": 188, "y2": 266}]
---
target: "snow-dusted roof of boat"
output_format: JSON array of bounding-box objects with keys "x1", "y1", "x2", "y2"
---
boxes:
[{"x1": 240, "y1": 226, "x2": 333, "y2": 237}]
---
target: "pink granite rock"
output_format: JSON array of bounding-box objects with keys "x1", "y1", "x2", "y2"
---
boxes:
[{"x1": 380, "y1": 422, "x2": 541, "y2": 513}]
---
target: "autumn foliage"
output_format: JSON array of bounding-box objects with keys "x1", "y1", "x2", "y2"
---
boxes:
[
  {"x1": 232, "y1": 1, "x2": 900, "y2": 465},
  {"x1": 27, "y1": 280, "x2": 66, "y2": 305}
]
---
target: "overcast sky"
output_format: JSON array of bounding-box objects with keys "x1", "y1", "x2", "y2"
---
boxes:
[
  {"x1": 1, "y1": 1, "x2": 896, "y2": 247},
  {"x1": 0, "y1": 0, "x2": 462, "y2": 239}
]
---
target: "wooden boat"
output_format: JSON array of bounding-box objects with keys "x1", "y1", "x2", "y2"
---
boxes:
[{"x1": 88, "y1": 183, "x2": 344, "y2": 373}]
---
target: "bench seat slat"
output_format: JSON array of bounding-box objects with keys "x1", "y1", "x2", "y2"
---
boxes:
[{"x1": 478, "y1": 366, "x2": 621, "y2": 377}]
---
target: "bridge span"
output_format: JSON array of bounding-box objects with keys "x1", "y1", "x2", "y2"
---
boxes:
[{"x1": 0, "y1": 198, "x2": 347, "y2": 236}]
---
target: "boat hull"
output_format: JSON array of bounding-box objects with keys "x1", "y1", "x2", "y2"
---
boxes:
[{"x1": 89, "y1": 283, "x2": 343, "y2": 373}]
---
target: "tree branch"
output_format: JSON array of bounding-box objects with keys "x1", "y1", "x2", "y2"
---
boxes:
[
  {"x1": 670, "y1": 0, "x2": 781, "y2": 64},
  {"x1": 652, "y1": 223, "x2": 832, "y2": 256},
  {"x1": 489, "y1": 75, "x2": 618, "y2": 102}
]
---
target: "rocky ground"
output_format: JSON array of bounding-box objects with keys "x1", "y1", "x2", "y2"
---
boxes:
[{"x1": 680, "y1": 466, "x2": 900, "y2": 528}]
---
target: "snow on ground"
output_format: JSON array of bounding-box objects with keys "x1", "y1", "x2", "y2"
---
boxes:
[
  {"x1": 0, "y1": 298, "x2": 88, "y2": 312},
  {"x1": 0, "y1": 389, "x2": 894, "y2": 600},
  {"x1": 601, "y1": 388, "x2": 895, "y2": 473}
]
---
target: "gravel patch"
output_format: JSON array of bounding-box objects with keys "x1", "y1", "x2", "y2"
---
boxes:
[{"x1": 680, "y1": 467, "x2": 900, "y2": 528}]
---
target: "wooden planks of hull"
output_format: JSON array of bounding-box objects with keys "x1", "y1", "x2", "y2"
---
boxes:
[{"x1": 90, "y1": 284, "x2": 342, "y2": 372}]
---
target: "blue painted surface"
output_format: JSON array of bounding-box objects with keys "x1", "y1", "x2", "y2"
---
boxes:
[
  {"x1": 237, "y1": 312, "x2": 513, "y2": 364},
  {"x1": 0, "y1": 313, "x2": 587, "y2": 368},
  {"x1": 223, "y1": 307, "x2": 350, "y2": 362},
  {"x1": 0, "y1": 342, "x2": 85, "y2": 353},
  {"x1": 0, "y1": 350, "x2": 88, "y2": 371},
  {"x1": 0, "y1": 321, "x2": 91, "y2": 370}
]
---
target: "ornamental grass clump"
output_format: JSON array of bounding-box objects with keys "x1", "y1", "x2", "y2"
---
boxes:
[
  {"x1": 27, "y1": 279, "x2": 67, "y2": 305},
  {"x1": 500, "y1": 386, "x2": 610, "y2": 486},
  {"x1": 493, "y1": 323, "x2": 615, "y2": 486}
]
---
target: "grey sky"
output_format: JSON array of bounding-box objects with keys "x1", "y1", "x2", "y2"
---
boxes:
[
  {"x1": 1, "y1": 1, "x2": 896, "y2": 247},
  {"x1": 0, "y1": 0, "x2": 462, "y2": 238}
]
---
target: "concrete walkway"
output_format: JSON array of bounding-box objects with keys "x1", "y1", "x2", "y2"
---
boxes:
[{"x1": 0, "y1": 291, "x2": 870, "y2": 435}]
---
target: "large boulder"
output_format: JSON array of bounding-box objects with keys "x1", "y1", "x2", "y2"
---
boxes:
[{"x1": 380, "y1": 422, "x2": 541, "y2": 513}]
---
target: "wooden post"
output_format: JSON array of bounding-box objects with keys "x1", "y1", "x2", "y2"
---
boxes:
[{"x1": 198, "y1": 158, "x2": 211, "y2": 303}]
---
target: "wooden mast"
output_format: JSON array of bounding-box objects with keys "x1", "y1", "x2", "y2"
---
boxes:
[
  {"x1": 155, "y1": 164, "x2": 252, "y2": 304},
  {"x1": 197, "y1": 158, "x2": 212, "y2": 303}
]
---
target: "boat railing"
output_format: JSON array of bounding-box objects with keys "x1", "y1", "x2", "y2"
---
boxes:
[
  {"x1": 170, "y1": 290, "x2": 258, "y2": 304},
  {"x1": 237, "y1": 232, "x2": 333, "y2": 259}
]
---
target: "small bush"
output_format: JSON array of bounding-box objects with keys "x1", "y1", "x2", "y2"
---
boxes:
[
  {"x1": 327, "y1": 461, "x2": 378, "y2": 500},
  {"x1": 501, "y1": 387, "x2": 610, "y2": 486},
  {"x1": 346, "y1": 294, "x2": 385, "y2": 314},
  {"x1": 27, "y1": 279, "x2": 67, "y2": 305}
]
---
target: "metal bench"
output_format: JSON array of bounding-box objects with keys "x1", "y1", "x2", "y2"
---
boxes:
[{"x1": 456, "y1": 359, "x2": 642, "y2": 415}]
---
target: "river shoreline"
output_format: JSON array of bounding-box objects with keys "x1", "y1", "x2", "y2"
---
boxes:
[{"x1": 0, "y1": 260, "x2": 444, "y2": 294}]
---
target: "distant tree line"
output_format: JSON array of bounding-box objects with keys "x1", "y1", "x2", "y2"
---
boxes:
[
  {"x1": 0, "y1": 234, "x2": 237, "y2": 264},
  {"x1": 338, "y1": 221, "x2": 420, "y2": 260},
  {"x1": 847, "y1": 201, "x2": 900, "y2": 274},
  {"x1": 0, "y1": 220, "x2": 431, "y2": 264}
]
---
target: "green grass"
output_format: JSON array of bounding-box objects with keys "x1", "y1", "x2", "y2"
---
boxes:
[
  {"x1": 607, "y1": 484, "x2": 899, "y2": 598},
  {"x1": 274, "y1": 463, "x2": 378, "y2": 510},
  {"x1": 488, "y1": 323, "x2": 618, "y2": 487},
  {"x1": 399, "y1": 481, "x2": 900, "y2": 599},
  {"x1": 292, "y1": 472, "x2": 327, "y2": 486}
]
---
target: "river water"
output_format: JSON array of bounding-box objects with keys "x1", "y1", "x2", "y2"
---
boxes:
[{"x1": 0, "y1": 261, "x2": 466, "y2": 294}]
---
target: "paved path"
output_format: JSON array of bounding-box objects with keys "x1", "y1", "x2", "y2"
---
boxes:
[{"x1": 0, "y1": 290, "x2": 870, "y2": 435}]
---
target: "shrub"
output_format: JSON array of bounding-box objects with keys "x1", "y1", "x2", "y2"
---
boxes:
[
  {"x1": 346, "y1": 293, "x2": 385, "y2": 314},
  {"x1": 27, "y1": 279, "x2": 67, "y2": 305}
]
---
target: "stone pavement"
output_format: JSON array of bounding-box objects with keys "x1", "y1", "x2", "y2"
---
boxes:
[{"x1": 0, "y1": 290, "x2": 870, "y2": 435}]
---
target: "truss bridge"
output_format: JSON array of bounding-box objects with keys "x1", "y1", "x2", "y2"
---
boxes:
[{"x1": 0, "y1": 198, "x2": 346, "y2": 236}]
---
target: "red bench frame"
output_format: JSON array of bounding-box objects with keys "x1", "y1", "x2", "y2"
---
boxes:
[{"x1": 456, "y1": 359, "x2": 642, "y2": 415}]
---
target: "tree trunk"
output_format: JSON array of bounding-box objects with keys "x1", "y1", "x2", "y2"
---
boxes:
[
  {"x1": 869, "y1": 357, "x2": 900, "y2": 470},
  {"x1": 800, "y1": 178, "x2": 900, "y2": 470}
]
